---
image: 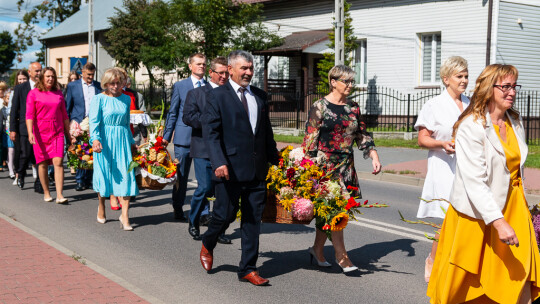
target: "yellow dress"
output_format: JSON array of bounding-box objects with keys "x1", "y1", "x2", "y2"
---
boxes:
[{"x1": 427, "y1": 120, "x2": 540, "y2": 303}]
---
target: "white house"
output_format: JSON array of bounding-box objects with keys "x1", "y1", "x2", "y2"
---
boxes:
[{"x1": 250, "y1": 0, "x2": 540, "y2": 93}]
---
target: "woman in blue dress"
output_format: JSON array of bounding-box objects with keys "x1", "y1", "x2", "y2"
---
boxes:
[{"x1": 89, "y1": 68, "x2": 138, "y2": 231}]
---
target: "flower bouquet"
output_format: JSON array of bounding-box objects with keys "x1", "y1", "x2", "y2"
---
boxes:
[
  {"x1": 264, "y1": 145, "x2": 387, "y2": 237},
  {"x1": 67, "y1": 118, "x2": 93, "y2": 170}
]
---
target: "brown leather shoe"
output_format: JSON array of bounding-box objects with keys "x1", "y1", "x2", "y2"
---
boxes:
[
  {"x1": 200, "y1": 244, "x2": 213, "y2": 271},
  {"x1": 239, "y1": 271, "x2": 269, "y2": 286}
]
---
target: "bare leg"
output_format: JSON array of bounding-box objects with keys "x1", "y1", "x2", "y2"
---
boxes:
[
  {"x1": 331, "y1": 230, "x2": 354, "y2": 267},
  {"x1": 52, "y1": 157, "x2": 65, "y2": 200},
  {"x1": 38, "y1": 162, "x2": 50, "y2": 199},
  {"x1": 519, "y1": 281, "x2": 532, "y2": 304},
  {"x1": 425, "y1": 229, "x2": 440, "y2": 282},
  {"x1": 110, "y1": 195, "x2": 119, "y2": 208},
  {"x1": 119, "y1": 196, "x2": 131, "y2": 227},
  {"x1": 7, "y1": 147, "x2": 14, "y2": 176},
  {"x1": 97, "y1": 194, "x2": 106, "y2": 220},
  {"x1": 312, "y1": 229, "x2": 329, "y2": 263}
]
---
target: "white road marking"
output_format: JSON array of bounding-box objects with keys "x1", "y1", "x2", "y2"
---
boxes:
[{"x1": 348, "y1": 220, "x2": 433, "y2": 243}]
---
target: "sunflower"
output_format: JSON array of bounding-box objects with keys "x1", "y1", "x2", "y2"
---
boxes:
[{"x1": 330, "y1": 212, "x2": 349, "y2": 231}]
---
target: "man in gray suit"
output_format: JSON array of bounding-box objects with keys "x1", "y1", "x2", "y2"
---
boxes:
[{"x1": 163, "y1": 53, "x2": 207, "y2": 221}]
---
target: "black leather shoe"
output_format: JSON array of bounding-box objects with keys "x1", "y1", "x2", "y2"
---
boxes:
[
  {"x1": 217, "y1": 234, "x2": 232, "y2": 244},
  {"x1": 188, "y1": 222, "x2": 201, "y2": 240},
  {"x1": 17, "y1": 177, "x2": 24, "y2": 189},
  {"x1": 174, "y1": 210, "x2": 187, "y2": 222},
  {"x1": 34, "y1": 181, "x2": 44, "y2": 194},
  {"x1": 75, "y1": 183, "x2": 85, "y2": 191}
]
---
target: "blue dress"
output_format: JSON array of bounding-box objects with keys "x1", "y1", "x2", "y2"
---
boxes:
[{"x1": 89, "y1": 93, "x2": 139, "y2": 197}]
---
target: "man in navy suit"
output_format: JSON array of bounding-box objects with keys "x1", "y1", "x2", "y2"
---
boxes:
[
  {"x1": 65, "y1": 62, "x2": 102, "y2": 191},
  {"x1": 182, "y1": 56, "x2": 231, "y2": 244},
  {"x1": 199, "y1": 51, "x2": 279, "y2": 286},
  {"x1": 9, "y1": 62, "x2": 42, "y2": 191},
  {"x1": 163, "y1": 53, "x2": 207, "y2": 221}
]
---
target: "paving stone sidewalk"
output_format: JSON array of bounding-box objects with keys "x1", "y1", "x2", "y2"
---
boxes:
[{"x1": 0, "y1": 218, "x2": 149, "y2": 304}]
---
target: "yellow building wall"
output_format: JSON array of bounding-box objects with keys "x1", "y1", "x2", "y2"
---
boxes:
[{"x1": 47, "y1": 43, "x2": 88, "y2": 85}]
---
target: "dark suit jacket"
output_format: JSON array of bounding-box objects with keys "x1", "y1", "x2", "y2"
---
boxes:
[
  {"x1": 202, "y1": 81, "x2": 279, "y2": 182},
  {"x1": 9, "y1": 81, "x2": 31, "y2": 136},
  {"x1": 164, "y1": 78, "x2": 206, "y2": 146},
  {"x1": 65, "y1": 79, "x2": 102, "y2": 123},
  {"x1": 182, "y1": 84, "x2": 213, "y2": 159}
]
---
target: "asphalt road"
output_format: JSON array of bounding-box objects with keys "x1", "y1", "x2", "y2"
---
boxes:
[{"x1": 0, "y1": 164, "x2": 440, "y2": 304}]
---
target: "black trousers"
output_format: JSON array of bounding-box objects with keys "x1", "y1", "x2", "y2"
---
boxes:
[
  {"x1": 202, "y1": 180, "x2": 267, "y2": 278},
  {"x1": 14, "y1": 135, "x2": 36, "y2": 178}
]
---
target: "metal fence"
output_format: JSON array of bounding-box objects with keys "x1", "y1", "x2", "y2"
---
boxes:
[
  {"x1": 268, "y1": 86, "x2": 540, "y2": 145},
  {"x1": 134, "y1": 81, "x2": 540, "y2": 145}
]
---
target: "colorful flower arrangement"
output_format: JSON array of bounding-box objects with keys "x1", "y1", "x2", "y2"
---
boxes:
[
  {"x1": 129, "y1": 135, "x2": 176, "y2": 179},
  {"x1": 67, "y1": 118, "x2": 93, "y2": 170},
  {"x1": 266, "y1": 145, "x2": 387, "y2": 237}
]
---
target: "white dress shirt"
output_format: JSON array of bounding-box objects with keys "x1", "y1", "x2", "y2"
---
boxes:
[
  {"x1": 190, "y1": 75, "x2": 205, "y2": 88},
  {"x1": 209, "y1": 81, "x2": 219, "y2": 89},
  {"x1": 229, "y1": 79, "x2": 257, "y2": 134},
  {"x1": 82, "y1": 80, "x2": 95, "y2": 116},
  {"x1": 29, "y1": 79, "x2": 36, "y2": 90}
]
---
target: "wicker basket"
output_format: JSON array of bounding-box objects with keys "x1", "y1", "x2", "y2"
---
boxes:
[
  {"x1": 136, "y1": 173, "x2": 169, "y2": 190},
  {"x1": 262, "y1": 192, "x2": 313, "y2": 225}
]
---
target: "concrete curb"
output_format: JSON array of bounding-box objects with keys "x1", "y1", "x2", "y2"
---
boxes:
[
  {"x1": 0, "y1": 212, "x2": 165, "y2": 304},
  {"x1": 358, "y1": 171, "x2": 540, "y2": 205}
]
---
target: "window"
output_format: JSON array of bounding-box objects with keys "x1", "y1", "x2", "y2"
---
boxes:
[
  {"x1": 420, "y1": 33, "x2": 441, "y2": 84},
  {"x1": 352, "y1": 40, "x2": 367, "y2": 85},
  {"x1": 56, "y1": 58, "x2": 63, "y2": 77}
]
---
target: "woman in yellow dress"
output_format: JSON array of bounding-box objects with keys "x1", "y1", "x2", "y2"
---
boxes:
[{"x1": 427, "y1": 64, "x2": 540, "y2": 303}]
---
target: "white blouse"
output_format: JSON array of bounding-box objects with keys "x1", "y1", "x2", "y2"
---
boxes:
[{"x1": 414, "y1": 90, "x2": 470, "y2": 219}]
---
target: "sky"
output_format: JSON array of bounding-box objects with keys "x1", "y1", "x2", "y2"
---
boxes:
[{"x1": 0, "y1": 0, "x2": 87, "y2": 70}]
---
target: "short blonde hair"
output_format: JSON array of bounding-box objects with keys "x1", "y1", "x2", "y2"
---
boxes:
[
  {"x1": 439, "y1": 56, "x2": 468, "y2": 84},
  {"x1": 0, "y1": 81, "x2": 7, "y2": 91},
  {"x1": 328, "y1": 65, "x2": 355, "y2": 92},
  {"x1": 101, "y1": 68, "x2": 126, "y2": 91}
]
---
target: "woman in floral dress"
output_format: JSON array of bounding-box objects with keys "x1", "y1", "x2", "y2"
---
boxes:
[{"x1": 302, "y1": 65, "x2": 381, "y2": 273}]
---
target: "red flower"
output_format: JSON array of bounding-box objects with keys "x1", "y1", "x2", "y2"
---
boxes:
[
  {"x1": 347, "y1": 185, "x2": 359, "y2": 191},
  {"x1": 286, "y1": 167, "x2": 296, "y2": 179},
  {"x1": 345, "y1": 197, "x2": 359, "y2": 211},
  {"x1": 322, "y1": 224, "x2": 331, "y2": 230},
  {"x1": 363, "y1": 200, "x2": 368, "y2": 205}
]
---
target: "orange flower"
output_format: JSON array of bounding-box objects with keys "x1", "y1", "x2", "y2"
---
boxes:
[{"x1": 330, "y1": 213, "x2": 349, "y2": 231}]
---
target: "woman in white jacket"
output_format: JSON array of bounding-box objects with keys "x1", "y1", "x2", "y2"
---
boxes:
[{"x1": 427, "y1": 64, "x2": 540, "y2": 303}]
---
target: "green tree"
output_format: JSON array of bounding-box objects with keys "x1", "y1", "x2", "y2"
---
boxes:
[
  {"x1": 0, "y1": 31, "x2": 17, "y2": 74},
  {"x1": 15, "y1": 0, "x2": 82, "y2": 61},
  {"x1": 172, "y1": 0, "x2": 282, "y2": 68},
  {"x1": 317, "y1": 1, "x2": 357, "y2": 92}
]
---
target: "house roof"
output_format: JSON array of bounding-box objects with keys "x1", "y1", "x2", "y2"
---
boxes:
[
  {"x1": 40, "y1": 0, "x2": 124, "y2": 41},
  {"x1": 253, "y1": 30, "x2": 330, "y2": 55}
]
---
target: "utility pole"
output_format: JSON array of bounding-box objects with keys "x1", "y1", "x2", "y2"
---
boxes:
[
  {"x1": 334, "y1": 0, "x2": 345, "y2": 66},
  {"x1": 88, "y1": 0, "x2": 94, "y2": 63}
]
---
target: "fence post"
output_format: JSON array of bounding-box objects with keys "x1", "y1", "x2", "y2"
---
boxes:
[
  {"x1": 526, "y1": 94, "x2": 531, "y2": 144},
  {"x1": 296, "y1": 95, "x2": 301, "y2": 130},
  {"x1": 406, "y1": 94, "x2": 411, "y2": 132}
]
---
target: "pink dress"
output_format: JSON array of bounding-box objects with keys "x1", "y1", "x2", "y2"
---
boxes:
[{"x1": 26, "y1": 89, "x2": 69, "y2": 164}]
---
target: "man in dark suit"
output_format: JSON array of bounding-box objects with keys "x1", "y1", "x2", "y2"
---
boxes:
[
  {"x1": 163, "y1": 53, "x2": 207, "y2": 221},
  {"x1": 182, "y1": 56, "x2": 231, "y2": 244},
  {"x1": 10, "y1": 62, "x2": 42, "y2": 191},
  {"x1": 65, "y1": 62, "x2": 102, "y2": 191},
  {"x1": 200, "y1": 50, "x2": 279, "y2": 286}
]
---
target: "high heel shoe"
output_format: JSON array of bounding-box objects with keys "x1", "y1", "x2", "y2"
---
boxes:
[
  {"x1": 119, "y1": 215, "x2": 133, "y2": 231},
  {"x1": 110, "y1": 199, "x2": 121, "y2": 211},
  {"x1": 97, "y1": 216, "x2": 106, "y2": 224},
  {"x1": 308, "y1": 247, "x2": 331, "y2": 267},
  {"x1": 335, "y1": 259, "x2": 358, "y2": 273},
  {"x1": 43, "y1": 197, "x2": 54, "y2": 202}
]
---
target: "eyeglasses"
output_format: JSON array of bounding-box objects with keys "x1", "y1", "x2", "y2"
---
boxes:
[
  {"x1": 337, "y1": 79, "x2": 355, "y2": 86},
  {"x1": 211, "y1": 69, "x2": 229, "y2": 76},
  {"x1": 493, "y1": 84, "x2": 521, "y2": 93}
]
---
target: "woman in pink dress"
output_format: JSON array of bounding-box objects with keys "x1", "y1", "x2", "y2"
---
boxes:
[{"x1": 26, "y1": 67, "x2": 70, "y2": 203}]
